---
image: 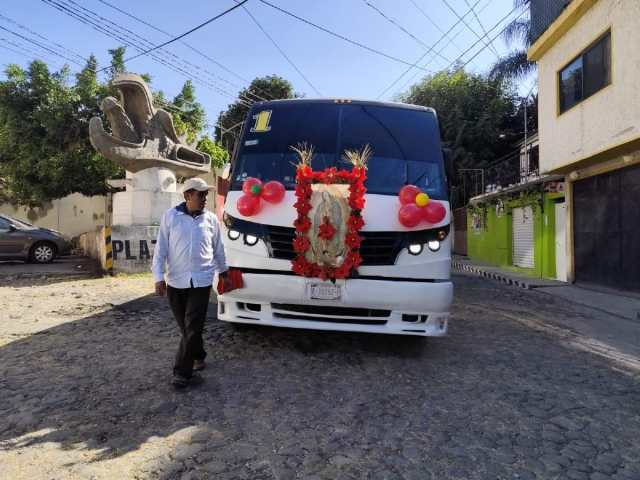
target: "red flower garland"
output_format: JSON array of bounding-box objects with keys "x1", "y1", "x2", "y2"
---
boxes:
[{"x1": 292, "y1": 166, "x2": 367, "y2": 281}]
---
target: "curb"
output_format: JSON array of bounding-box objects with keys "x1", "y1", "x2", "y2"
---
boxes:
[{"x1": 452, "y1": 261, "x2": 532, "y2": 290}]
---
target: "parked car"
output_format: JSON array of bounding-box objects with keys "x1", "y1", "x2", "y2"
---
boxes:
[{"x1": 0, "y1": 214, "x2": 73, "y2": 264}]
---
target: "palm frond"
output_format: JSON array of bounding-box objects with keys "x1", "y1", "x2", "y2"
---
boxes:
[
  {"x1": 502, "y1": 18, "x2": 532, "y2": 49},
  {"x1": 290, "y1": 142, "x2": 315, "y2": 168},
  {"x1": 490, "y1": 50, "x2": 537, "y2": 82},
  {"x1": 341, "y1": 144, "x2": 372, "y2": 169}
]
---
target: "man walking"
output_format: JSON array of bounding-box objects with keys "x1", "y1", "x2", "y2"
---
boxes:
[{"x1": 152, "y1": 177, "x2": 233, "y2": 388}]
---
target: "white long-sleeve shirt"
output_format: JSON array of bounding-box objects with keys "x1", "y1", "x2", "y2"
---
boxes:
[{"x1": 152, "y1": 203, "x2": 227, "y2": 288}]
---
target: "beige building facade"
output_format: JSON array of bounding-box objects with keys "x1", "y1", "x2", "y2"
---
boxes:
[{"x1": 529, "y1": 0, "x2": 640, "y2": 293}]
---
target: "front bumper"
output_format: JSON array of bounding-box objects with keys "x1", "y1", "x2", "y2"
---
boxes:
[
  {"x1": 216, "y1": 273, "x2": 453, "y2": 337},
  {"x1": 55, "y1": 239, "x2": 73, "y2": 257}
]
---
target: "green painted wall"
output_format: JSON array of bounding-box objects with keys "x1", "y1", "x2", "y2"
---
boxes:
[{"x1": 467, "y1": 192, "x2": 565, "y2": 279}]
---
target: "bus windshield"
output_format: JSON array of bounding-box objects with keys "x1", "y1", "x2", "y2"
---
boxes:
[{"x1": 231, "y1": 102, "x2": 446, "y2": 199}]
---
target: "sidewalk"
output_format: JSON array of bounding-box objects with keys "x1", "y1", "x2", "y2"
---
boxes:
[{"x1": 452, "y1": 255, "x2": 640, "y2": 323}]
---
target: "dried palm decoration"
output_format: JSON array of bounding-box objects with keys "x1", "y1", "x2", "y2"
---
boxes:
[
  {"x1": 342, "y1": 144, "x2": 372, "y2": 169},
  {"x1": 290, "y1": 142, "x2": 315, "y2": 169}
]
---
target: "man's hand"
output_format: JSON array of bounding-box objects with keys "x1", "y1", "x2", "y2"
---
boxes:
[
  {"x1": 222, "y1": 276, "x2": 234, "y2": 293},
  {"x1": 155, "y1": 281, "x2": 167, "y2": 296}
]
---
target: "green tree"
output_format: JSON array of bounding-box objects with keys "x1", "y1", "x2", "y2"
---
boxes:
[
  {"x1": 0, "y1": 46, "x2": 224, "y2": 205},
  {"x1": 216, "y1": 75, "x2": 300, "y2": 150},
  {"x1": 0, "y1": 58, "x2": 124, "y2": 205},
  {"x1": 171, "y1": 79, "x2": 207, "y2": 145},
  {"x1": 196, "y1": 136, "x2": 229, "y2": 169},
  {"x1": 398, "y1": 67, "x2": 518, "y2": 178},
  {"x1": 490, "y1": 0, "x2": 536, "y2": 81}
]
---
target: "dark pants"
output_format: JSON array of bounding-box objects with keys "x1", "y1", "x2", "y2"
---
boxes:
[{"x1": 167, "y1": 284, "x2": 212, "y2": 379}]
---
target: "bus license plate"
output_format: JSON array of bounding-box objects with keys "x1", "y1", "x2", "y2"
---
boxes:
[{"x1": 310, "y1": 284, "x2": 340, "y2": 300}]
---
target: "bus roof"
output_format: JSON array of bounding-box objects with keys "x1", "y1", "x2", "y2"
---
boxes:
[{"x1": 249, "y1": 98, "x2": 437, "y2": 115}]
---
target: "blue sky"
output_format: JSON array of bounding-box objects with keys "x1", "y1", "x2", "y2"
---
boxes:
[{"x1": 1, "y1": 0, "x2": 531, "y2": 133}]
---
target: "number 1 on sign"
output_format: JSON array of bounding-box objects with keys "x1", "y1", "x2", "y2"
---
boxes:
[{"x1": 251, "y1": 110, "x2": 272, "y2": 132}]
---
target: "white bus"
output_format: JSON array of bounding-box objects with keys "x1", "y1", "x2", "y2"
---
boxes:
[{"x1": 216, "y1": 99, "x2": 453, "y2": 336}]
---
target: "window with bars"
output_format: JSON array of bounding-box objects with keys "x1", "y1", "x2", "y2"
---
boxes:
[{"x1": 559, "y1": 31, "x2": 611, "y2": 114}]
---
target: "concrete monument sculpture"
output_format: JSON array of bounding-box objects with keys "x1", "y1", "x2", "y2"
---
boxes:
[
  {"x1": 89, "y1": 73, "x2": 211, "y2": 177},
  {"x1": 85, "y1": 73, "x2": 213, "y2": 274}
]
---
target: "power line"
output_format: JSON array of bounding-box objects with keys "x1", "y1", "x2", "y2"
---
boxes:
[
  {"x1": 258, "y1": 0, "x2": 436, "y2": 73},
  {"x1": 97, "y1": 0, "x2": 277, "y2": 101},
  {"x1": 46, "y1": 0, "x2": 262, "y2": 108},
  {"x1": 56, "y1": 0, "x2": 250, "y2": 101},
  {"x1": 64, "y1": 0, "x2": 267, "y2": 103},
  {"x1": 96, "y1": 0, "x2": 249, "y2": 73},
  {"x1": 0, "y1": 24, "x2": 84, "y2": 67},
  {"x1": 461, "y1": 0, "x2": 501, "y2": 57},
  {"x1": 0, "y1": 43, "x2": 65, "y2": 70},
  {"x1": 361, "y1": 0, "x2": 446, "y2": 68},
  {"x1": 42, "y1": 0, "x2": 248, "y2": 104},
  {"x1": 377, "y1": 0, "x2": 485, "y2": 98},
  {"x1": 0, "y1": 38, "x2": 68, "y2": 69},
  {"x1": 441, "y1": 0, "x2": 500, "y2": 58},
  {"x1": 445, "y1": 7, "x2": 528, "y2": 77},
  {"x1": 240, "y1": 3, "x2": 321, "y2": 96},
  {"x1": 392, "y1": 0, "x2": 498, "y2": 96},
  {"x1": 0, "y1": 14, "x2": 85, "y2": 61},
  {"x1": 407, "y1": 0, "x2": 485, "y2": 71}
]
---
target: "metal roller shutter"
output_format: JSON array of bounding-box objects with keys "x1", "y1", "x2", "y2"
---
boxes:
[{"x1": 512, "y1": 207, "x2": 534, "y2": 269}]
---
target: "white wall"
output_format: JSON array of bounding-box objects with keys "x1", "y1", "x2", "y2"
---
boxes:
[
  {"x1": 537, "y1": 0, "x2": 640, "y2": 173},
  {"x1": 0, "y1": 193, "x2": 107, "y2": 238}
]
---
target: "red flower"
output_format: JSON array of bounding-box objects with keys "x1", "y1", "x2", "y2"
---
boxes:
[
  {"x1": 292, "y1": 256, "x2": 310, "y2": 276},
  {"x1": 322, "y1": 167, "x2": 339, "y2": 184},
  {"x1": 293, "y1": 216, "x2": 311, "y2": 233},
  {"x1": 344, "y1": 252, "x2": 363, "y2": 269},
  {"x1": 294, "y1": 199, "x2": 312, "y2": 215},
  {"x1": 318, "y1": 217, "x2": 337, "y2": 240},
  {"x1": 296, "y1": 166, "x2": 312, "y2": 181},
  {"x1": 352, "y1": 167, "x2": 367, "y2": 181},
  {"x1": 337, "y1": 170, "x2": 351, "y2": 180},
  {"x1": 345, "y1": 232, "x2": 361, "y2": 249},
  {"x1": 317, "y1": 264, "x2": 333, "y2": 281},
  {"x1": 301, "y1": 184, "x2": 313, "y2": 197},
  {"x1": 293, "y1": 235, "x2": 311, "y2": 253},
  {"x1": 334, "y1": 263, "x2": 351, "y2": 279},
  {"x1": 347, "y1": 215, "x2": 365, "y2": 231},
  {"x1": 348, "y1": 196, "x2": 365, "y2": 210}
]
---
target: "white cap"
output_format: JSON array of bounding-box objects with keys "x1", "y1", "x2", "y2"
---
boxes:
[{"x1": 181, "y1": 177, "x2": 215, "y2": 192}]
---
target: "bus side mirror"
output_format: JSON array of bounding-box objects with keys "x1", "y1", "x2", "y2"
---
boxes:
[
  {"x1": 443, "y1": 148, "x2": 454, "y2": 179},
  {"x1": 220, "y1": 162, "x2": 231, "y2": 180}
]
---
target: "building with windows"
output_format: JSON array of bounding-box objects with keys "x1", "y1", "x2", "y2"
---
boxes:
[
  {"x1": 464, "y1": 133, "x2": 567, "y2": 281},
  {"x1": 528, "y1": 0, "x2": 640, "y2": 294}
]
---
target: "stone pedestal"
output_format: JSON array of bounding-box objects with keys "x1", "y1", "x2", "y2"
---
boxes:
[{"x1": 111, "y1": 167, "x2": 183, "y2": 226}]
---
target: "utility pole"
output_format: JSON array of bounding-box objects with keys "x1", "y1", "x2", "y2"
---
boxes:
[{"x1": 523, "y1": 96, "x2": 528, "y2": 171}]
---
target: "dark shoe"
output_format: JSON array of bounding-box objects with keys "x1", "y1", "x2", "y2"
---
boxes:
[
  {"x1": 193, "y1": 360, "x2": 205, "y2": 371},
  {"x1": 171, "y1": 374, "x2": 189, "y2": 387}
]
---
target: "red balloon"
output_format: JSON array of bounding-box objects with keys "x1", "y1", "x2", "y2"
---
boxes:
[
  {"x1": 237, "y1": 194, "x2": 261, "y2": 217},
  {"x1": 398, "y1": 204, "x2": 422, "y2": 228},
  {"x1": 398, "y1": 185, "x2": 421, "y2": 205},
  {"x1": 242, "y1": 177, "x2": 263, "y2": 195},
  {"x1": 260, "y1": 181, "x2": 286, "y2": 204},
  {"x1": 422, "y1": 201, "x2": 447, "y2": 224}
]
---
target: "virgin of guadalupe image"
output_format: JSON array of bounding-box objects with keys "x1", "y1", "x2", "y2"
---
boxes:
[{"x1": 308, "y1": 188, "x2": 348, "y2": 266}]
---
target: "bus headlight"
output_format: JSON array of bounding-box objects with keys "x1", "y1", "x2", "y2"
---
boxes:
[
  {"x1": 408, "y1": 244, "x2": 423, "y2": 256},
  {"x1": 427, "y1": 240, "x2": 441, "y2": 252},
  {"x1": 228, "y1": 230, "x2": 241, "y2": 241},
  {"x1": 244, "y1": 235, "x2": 259, "y2": 246}
]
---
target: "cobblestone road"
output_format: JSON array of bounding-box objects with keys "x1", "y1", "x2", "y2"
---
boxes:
[{"x1": 0, "y1": 272, "x2": 639, "y2": 480}]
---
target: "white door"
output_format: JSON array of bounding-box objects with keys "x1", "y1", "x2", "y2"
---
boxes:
[
  {"x1": 555, "y1": 201, "x2": 567, "y2": 282},
  {"x1": 512, "y1": 207, "x2": 535, "y2": 269}
]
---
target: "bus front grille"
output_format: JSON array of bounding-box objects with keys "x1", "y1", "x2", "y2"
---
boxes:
[{"x1": 267, "y1": 226, "x2": 400, "y2": 266}]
